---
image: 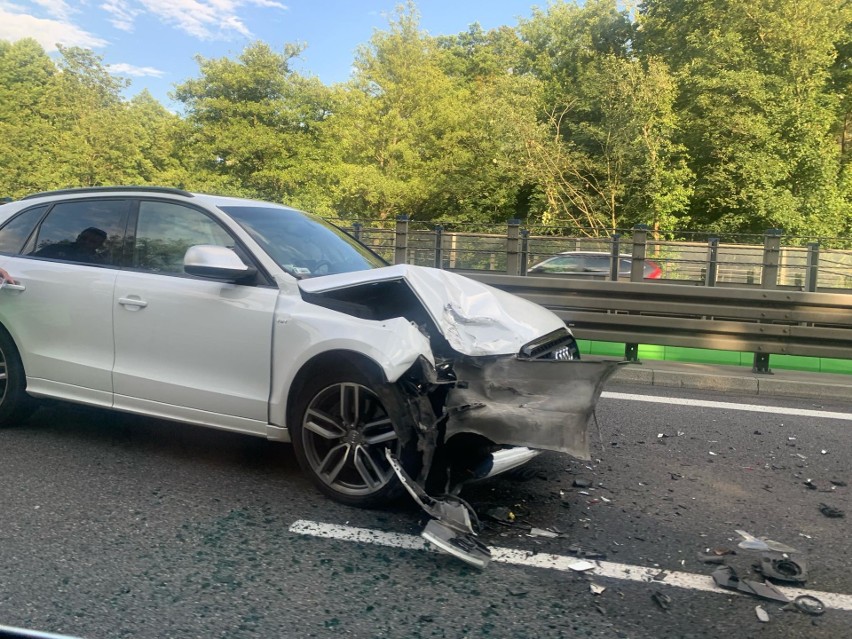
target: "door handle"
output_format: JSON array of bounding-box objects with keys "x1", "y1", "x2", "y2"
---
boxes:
[
  {"x1": 118, "y1": 296, "x2": 148, "y2": 308},
  {"x1": 1, "y1": 283, "x2": 25, "y2": 291}
]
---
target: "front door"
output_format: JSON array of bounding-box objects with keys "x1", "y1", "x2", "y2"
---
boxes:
[{"x1": 112, "y1": 200, "x2": 278, "y2": 433}]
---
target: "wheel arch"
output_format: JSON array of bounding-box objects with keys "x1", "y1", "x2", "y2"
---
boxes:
[{"x1": 284, "y1": 349, "x2": 387, "y2": 427}]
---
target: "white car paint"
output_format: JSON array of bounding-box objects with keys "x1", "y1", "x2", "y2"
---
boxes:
[{"x1": 298, "y1": 264, "x2": 565, "y2": 357}]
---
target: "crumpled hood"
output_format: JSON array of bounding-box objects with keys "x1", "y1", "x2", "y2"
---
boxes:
[{"x1": 297, "y1": 264, "x2": 566, "y2": 356}]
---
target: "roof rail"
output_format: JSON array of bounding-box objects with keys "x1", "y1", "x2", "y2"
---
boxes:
[{"x1": 22, "y1": 186, "x2": 194, "y2": 200}]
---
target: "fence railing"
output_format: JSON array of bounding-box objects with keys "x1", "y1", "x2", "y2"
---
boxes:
[
  {"x1": 341, "y1": 217, "x2": 852, "y2": 370},
  {"x1": 344, "y1": 218, "x2": 852, "y2": 292}
]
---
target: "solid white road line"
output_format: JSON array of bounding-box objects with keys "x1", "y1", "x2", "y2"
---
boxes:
[
  {"x1": 601, "y1": 391, "x2": 852, "y2": 421},
  {"x1": 289, "y1": 520, "x2": 852, "y2": 612}
]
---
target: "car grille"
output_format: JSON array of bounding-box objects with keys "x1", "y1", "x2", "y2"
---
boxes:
[{"x1": 518, "y1": 328, "x2": 580, "y2": 361}]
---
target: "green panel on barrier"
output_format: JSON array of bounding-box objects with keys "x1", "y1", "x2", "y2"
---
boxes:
[{"x1": 575, "y1": 340, "x2": 852, "y2": 375}]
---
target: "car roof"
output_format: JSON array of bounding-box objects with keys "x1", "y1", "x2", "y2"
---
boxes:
[{"x1": 7, "y1": 186, "x2": 303, "y2": 215}]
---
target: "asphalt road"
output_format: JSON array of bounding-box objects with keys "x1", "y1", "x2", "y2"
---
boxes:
[{"x1": 2, "y1": 383, "x2": 850, "y2": 639}]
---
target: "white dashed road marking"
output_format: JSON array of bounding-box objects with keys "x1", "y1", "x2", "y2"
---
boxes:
[
  {"x1": 600, "y1": 391, "x2": 852, "y2": 421},
  {"x1": 290, "y1": 520, "x2": 852, "y2": 612}
]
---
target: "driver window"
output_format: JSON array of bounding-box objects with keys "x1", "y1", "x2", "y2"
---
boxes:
[{"x1": 134, "y1": 201, "x2": 234, "y2": 275}]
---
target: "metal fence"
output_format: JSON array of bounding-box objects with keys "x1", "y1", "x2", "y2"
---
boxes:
[
  {"x1": 337, "y1": 217, "x2": 852, "y2": 369},
  {"x1": 341, "y1": 218, "x2": 852, "y2": 292}
]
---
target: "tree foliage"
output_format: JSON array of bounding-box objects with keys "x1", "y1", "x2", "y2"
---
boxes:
[{"x1": 0, "y1": 0, "x2": 849, "y2": 237}]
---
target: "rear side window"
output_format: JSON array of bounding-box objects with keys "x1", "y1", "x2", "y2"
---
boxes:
[
  {"x1": 0, "y1": 206, "x2": 47, "y2": 255},
  {"x1": 26, "y1": 199, "x2": 129, "y2": 266}
]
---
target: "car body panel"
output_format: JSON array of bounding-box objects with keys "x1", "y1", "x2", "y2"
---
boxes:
[
  {"x1": 112, "y1": 270, "x2": 279, "y2": 426},
  {"x1": 446, "y1": 358, "x2": 622, "y2": 459},
  {"x1": 0, "y1": 256, "x2": 116, "y2": 397},
  {"x1": 298, "y1": 264, "x2": 565, "y2": 357}
]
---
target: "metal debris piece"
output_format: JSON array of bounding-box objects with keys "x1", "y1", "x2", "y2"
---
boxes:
[
  {"x1": 573, "y1": 478, "x2": 592, "y2": 488},
  {"x1": 819, "y1": 503, "x2": 845, "y2": 518},
  {"x1": 651, "y1": 591, "x2": 672, "y2": 611},
  {"x1": 755, "y1": 606, "x2": 770, "y2": 623},
  {"x1": 590, "y1": 583, "x2": 606, "y2": 595},
  {"x1": 485, "y1": 506, "x2": 516, "y2": 524}
]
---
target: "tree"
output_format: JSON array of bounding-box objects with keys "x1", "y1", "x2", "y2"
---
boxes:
[{"x1": 639, "y1": 0, "x2": 851, "y2": 236}]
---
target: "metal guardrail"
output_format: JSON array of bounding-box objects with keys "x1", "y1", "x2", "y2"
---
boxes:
[{"x1": 456, "y1": 272, "x2": 852, "y2": 372}]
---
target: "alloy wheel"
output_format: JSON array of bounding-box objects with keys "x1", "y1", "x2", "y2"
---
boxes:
[{"x1": 301, "y1": 382, "x2": 400, "y2": 497}]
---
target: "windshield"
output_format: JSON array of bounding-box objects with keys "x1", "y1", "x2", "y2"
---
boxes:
[{"x1": 220, "y1": 205, "x2": 385, "y2": 278}]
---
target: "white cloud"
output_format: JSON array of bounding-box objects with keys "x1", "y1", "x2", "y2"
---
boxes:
[
  {"x1": 31, "y1": 0, "x2": 74, "y2": 20},
  {"x1": 136, "y1": 0, "x2": 287, "y2": 40},
  {"x1": 0, "y1": 9, "x2": 107, "y2": 50},
  {"x1": 107, "y1": 62, "x2": 165, "y2": 77},
  {"x1": 100, "y1": 0, "x2": 141, "y2": 32}
]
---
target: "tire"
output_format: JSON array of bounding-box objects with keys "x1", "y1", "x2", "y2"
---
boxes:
[
  {"x1": 290, "y1": 363, "x2": 421, "y2": 508},
  {"x1": 0, "y1": 329, "x2": 35, "y2": 426}
]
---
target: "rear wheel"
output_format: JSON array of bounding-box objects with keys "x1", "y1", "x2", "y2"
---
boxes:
[
  {"x1": 0, "y1": 330, "x2": 35, "y2": 426},
  {"x1": 291, "y1": 365, "x2": 420, "y2": 508}
]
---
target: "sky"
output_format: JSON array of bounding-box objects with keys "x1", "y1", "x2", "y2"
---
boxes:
[{"x1": 1, "y1": 0, "x2": 544, "y2": 109}]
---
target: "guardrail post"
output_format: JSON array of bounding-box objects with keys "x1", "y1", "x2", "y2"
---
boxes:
[
  {"x1": 507, "y1": 219, "x2": 521, "y2": 275},
  {"x1": 753, "y1": 353, "x2": 772, "y2": 374},
  {"x1": 705, "y1": 238, "x2": 719, "y2": 286},
  {"x1": 761, "y1": 229, "x2": 782, "y2": 289},
  {"x1": 630, "y1": 225, "x2": 649, "y2": 282},
  {"x1": 609, "y1": 233, "x2": 621, "y2": 281},
  {"x1": 805, "y1": 242, "x2": 820, "y2": 292},
  {"x1": 352, "y1": 221, "x2": 362, "y2": 241},
  {"x1": 520, "y1": 229, "x2": 530, "y2": 276},
  {"x1": 394, "y1": 215, "x2": 409, "y2": 265},
  {"x1": 434, "y1": 225, "x2": 444, "y2": 269}
]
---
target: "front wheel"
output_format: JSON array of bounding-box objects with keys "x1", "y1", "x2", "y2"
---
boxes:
[
  {"x1": 290, "y1": 366, "x2": 420, "y2": 508},
  {"x1": 0, "y1": 329, "x2": 35, "y2": 426}
]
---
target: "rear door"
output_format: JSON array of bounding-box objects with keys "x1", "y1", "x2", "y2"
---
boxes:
[
  {"x1": 112, "y1": 199, "x2": 278, "y2": 432},
  {"x1": 0, "y1": 198, "x2": 129, "y2": 405}
]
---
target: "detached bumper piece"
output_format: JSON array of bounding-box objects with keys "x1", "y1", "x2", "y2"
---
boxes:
[
  {"x1": 445, "y1": 359, "x2": 623, "y2": 460},
  {"x1": 385, "y1": 450, "x2": 491, "y2": 569}
]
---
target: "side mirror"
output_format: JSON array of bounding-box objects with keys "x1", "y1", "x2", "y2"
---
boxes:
[{"x1": 184, "y1": 245, "x2": 257, "y2": 282}]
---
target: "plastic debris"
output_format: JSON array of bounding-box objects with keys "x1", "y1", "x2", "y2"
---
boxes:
[
  {"x1": 818, "y1": 503, "x2": 844, "y2": 518},
  {"x1": 568, "y1": 560, "x2": 596, "y2": 572},
  {"x1": 651, "y1": 591, "x2": 672, "y2": 611},
  {"x1": 790, "y1": 595, "x2": 826, "y2": 616},
  {"x1": 735, "y1": 530, "x2": 798, "y2": 553},
  {"x1": 755, "y1": 606, "x2": 770, "y2": 623},
  {"x1": 590, "y1": 583, "x2": 606, "y2": 595},
  {"x1": 757, "y1": 552, "x2": 808, "y2": 583},
  {"x1": 528, "y1": 527, "x2": 559, "y2": 539},
  {"x1": 572, "y1": 478, "x2": 592, "y2": 488},
  {"x1": 385, "y1": 450, "x2": 491, "y2": 569}
]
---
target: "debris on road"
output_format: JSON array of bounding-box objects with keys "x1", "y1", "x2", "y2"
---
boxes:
[
  {"x1": 757, "y1": 552, "x2": 808, "y2": 583},
  {"x1": 385, "y1": 450, "x2": 491, "y2": 569},
  {"x1": 651, "y1": 591, "x2": 672, "y2": 611},
  {"x1": 788, "y1": 595, "x2": 826, "y2": 616},
  {"x1": 734, "y1": 530, "x2": 798, "y2": 553},
  {"x1": 818, "y1": 503, "x2": 845, "y2": 518},
  {"x1": 712, "y1": 566, "x2": 790, "y2": 603},
  {"x1": 755, "y1": 606, "x2": 770, "y2": 623},
  {"x1": 528, "y1": 527, "x2": 560, "y2": 539},
  {"x1": 590, "y1": 583, "x2": 606, "y2": 595}
]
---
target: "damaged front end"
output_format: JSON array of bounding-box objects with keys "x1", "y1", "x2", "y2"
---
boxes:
[{"x1": 298, "y1": 265, "x2": 622, "y2": 564}]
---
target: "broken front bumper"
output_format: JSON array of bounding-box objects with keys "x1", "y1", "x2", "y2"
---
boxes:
[{"x1": 444, "y1": 358, "x2": 624, "y2": 461}]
